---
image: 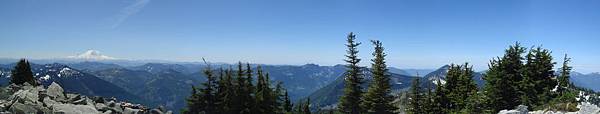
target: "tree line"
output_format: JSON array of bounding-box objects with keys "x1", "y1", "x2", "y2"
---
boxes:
[
  {"x1": 405, "y1": 43, "x2": 581, "y2": 113},
  {"x1": 184, "y1": 62, "x2": 308, "y2": 114},
  {"x1": 335, "y1": 32, "x2": 582, "y2": 113}
]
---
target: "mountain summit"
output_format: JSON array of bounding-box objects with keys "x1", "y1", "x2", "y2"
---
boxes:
[{"x1": 67, "y1": 50, "x2": 116, "y2": 60}]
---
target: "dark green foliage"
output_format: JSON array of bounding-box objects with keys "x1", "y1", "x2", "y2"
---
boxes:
[
  {"x1": 185, "y1": 86, "x2": 202, "y2": 114},
  {"x1": 185, "y1": 63, "x2": 218, "y2": 114},
  {"x1": 557, "y1": 54, "x2": 572, "y2": 94},
  {"x1": 303, "y1": 98, "x2": 311, "y2": 114},
  {"x1": 406, "y1": 78, "x2": 423, "y2": 114},
  {"x1": 431, "y1": 79, "x2": 449, "y2": 113},
  {"x1": 10, "y1": 59, "x2": 36, "y2": 86},
  {"x1": 235, "y1": 62, "x2": 253, "y2": 113},
  {"x1": 438, "y1": 63, "x2": 479, "y2": 113},
  {"x1": 186, "y1": 63, "x2": 290, "y2": 114},
  {"x1": 520, "y1": 47, "x2": 557, "y2": 109},
  {"x1": 483, "y1": 43, "x2": 526, "y2": 112},
  {"x1": 360, "y1": 40, "x2": 397, "y2": 114},
  {"x1": 338, "y1": 32, "x2": 364, "y2": 114},
  {"x1": 283, "y1": 90, "x2": 293, "y2": 112}
]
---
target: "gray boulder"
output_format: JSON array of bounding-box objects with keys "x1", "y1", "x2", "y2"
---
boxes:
[
  {"x1": 52, "y1": 104, "x2": 100, "y2": 114},
  {"x1": 43, "y1": 97, "x2": 59, "y2": 106},
  {"x1": 498, "y1": 105, "x2": 528, "y2": 114},
  {"x1": 123, "y1": 107, "x2": 141, "y2": 114},
  {"x1": 95, "y1": 103, "x2": 109, "y2": 112},
  {"x1": 578, "y1": 102, "x2": 600, "y2": 114},
  {"x1": 46, "y1": 82, "x2": 65, "y2": 100},
  {"x1": 10, "y1": 87, "x2": 40, "y2": 104},
  {"x1": 8, "y1": 102, "x2": 38, "y2": 114}
]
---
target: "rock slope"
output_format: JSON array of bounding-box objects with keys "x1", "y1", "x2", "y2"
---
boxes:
[
  {"x1": 498, "y1": 103, "x2": 600, "y2": 114},
  {"x1": 0, "y1": 82, "x2": 171, "y2": 114}
]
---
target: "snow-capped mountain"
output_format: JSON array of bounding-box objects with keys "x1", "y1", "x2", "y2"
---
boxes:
[{"x1": 67, "y1": 50, "x2": 117, "y2": 60}]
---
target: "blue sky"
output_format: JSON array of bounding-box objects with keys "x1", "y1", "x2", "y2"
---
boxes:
[{"x1": 1, "y1": 0, "x2": 600, "y2": 73}]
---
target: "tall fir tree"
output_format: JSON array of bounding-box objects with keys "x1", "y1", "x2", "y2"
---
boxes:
[
  {"x1": 199, "y1": 63, "x2": 218, "y2": 113},
  {"x1": 282, "y1": 90, "x2": 293, "y2": 113},
  {"x1": 520, "y1": 47, "x2": 556, "y2": 109},
  {"x1": 274, "y1": 82, "x2": 285, "y2": 113},
  {"x1": 303, "y1": 98, "x2": 312, "y2": 114},
  {"x1": 361, "y1": 40, "x2": 397, "y2": 114},
  {"x1": 422, "y1": 83, "x2": 434, "y2": 114},
  {"x1": 185, "y1": 86, "x2": 202, "y2": 114},
  {"x1": 557, "y1": 54, "x2": 572, "y2": 94},
  {"x1": 255, "y1": 66, "x2": 277, "y2": 114},
  {"x1": 10, "y1": 59, "x2": 36, "y2": 85},
  {"x1": 216, "y1": 68, "x2": 236, "y2": 113},
  {"x1": 406, "y1": 78, "x2": 423, "y2": 114},
  {"x1": 444, "y1": 64, "x2": 461, "y2": 110},
  {"x1": 338, "y1": 32, "x2": 364, "y2": 114},
  {"x1": 443, "y1": 63, "x2": 478, "y2": 112},
  {"x1": 431, "y1": 79, "x2": 449, "y2": 113},
  {"x1": 483, "y1": 42, "x2": 526, "y2": 112},
  {"x1": 235, "y1": 62, "x2": 253, "y2": 113}
]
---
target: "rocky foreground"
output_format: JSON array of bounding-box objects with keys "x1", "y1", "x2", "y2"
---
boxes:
[
  {"x1": 498, "y1": 103, "x2": 600, "y2": 114},
  {"x1": 0, "y1": 82, "x2": 172, "y2": 114}
]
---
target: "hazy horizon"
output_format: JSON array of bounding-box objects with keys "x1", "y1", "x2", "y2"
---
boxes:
[{"x1": 2, "y1": 0, "x2": 600, "y2": 73}]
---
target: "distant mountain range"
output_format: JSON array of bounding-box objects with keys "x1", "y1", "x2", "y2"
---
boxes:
[
  {"x1": 0, "y1": 59, "x2": 599, "y2": 112},
  {"x1": 307, "y1": 68, "x2": 418, "y2": 108},
  {"x1": 571, "y1": 72, "x2": 600, "y2": 92}
]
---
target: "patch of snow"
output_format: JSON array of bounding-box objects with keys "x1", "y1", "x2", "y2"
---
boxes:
[
  {"x1": 40, "y1": 75, "x2": 51, "y2": 80},
  {"x1": 60, "y1": 68, "x2": 71, "y2": 73},
  {"x1": 432, "y1": 79, "x2": 446, "y2": 85},
  {"x1": 551, "y1": 84, "x2": 558, "y2": 92},
  {"x1": 35, "y1": 73, "x2": 39, "y2": 76}
]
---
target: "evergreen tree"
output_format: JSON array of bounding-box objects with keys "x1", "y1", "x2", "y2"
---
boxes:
[
  {"x1": 431, "y1": 79, "x2": 449, "y2": 113},
  {"x1": 443, "y1": 63, "x2": 478, "y2": 112},
  {"x1": 361, "y1": 40, "x2": 397, "y2": 114},
  {"x1": 185, "y1": 86, "x2": 202, "y2": 114},
  {"x1": 557, "y1": 54, "x2": 572, "y2": 94},
  {"x1": 235, "y1": 62, "x2": 253, "y2": 113},
  {"x1": 338, "y1": 32, "x2": 364, "y2": 114},
  {"x1": 200, "y1": 64, "x2": 218, "y2": 113},
  {"x1": 422, "y1": 83, "x2": 434, "y2": 114},
  {"x1": 216, "y1": 68, "x2": 236, "y2": 113},
  {"x1": 444, "y1": 64, "x2": 461, "y2": 110},
  {"x1": 520, "y1": 47, "x2": 556, "y2": 109},
  {"x1": 303, "y1": 98, "x2": 312, "y2": 114},
  {"x1": 245, "y1": 63, "x2": 257, "y2": 113},
  {"x1": 483, "y1": 43, "x2": 526, "y2": 112},
  {"x1": 274, "y1": 82, "x2": 285, "y2": 113},
  {"x1": 255, "y1": 66, "x2": 277, "y2": 114},
  {"x1": 406, "y1": 78, "x2": 423, "y2": 114},
  {"x1": 283, "y1": 90, "x2": 293, "y2": 112},
  {"x1": 10, "y1": 59, "x2": 36, "y2": 85}
]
